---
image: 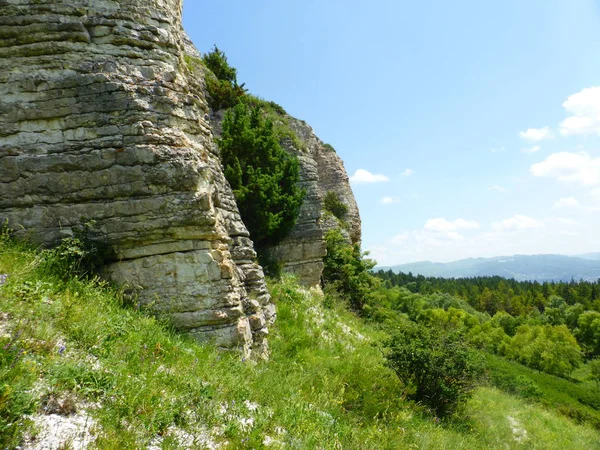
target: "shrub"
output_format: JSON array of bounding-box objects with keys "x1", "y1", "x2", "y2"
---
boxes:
[
  {"x1": 202, "y1": 46, "x2": 237, "y2": 83},
  {"x1": 323, "y1": 191, "x2": 348, "y2": 221},
  {"x1": 43, "y1": 221, "x2": 115, "y2": 279},
  {"x1": 202, "y1": 46, "x2": 246, "y2": 110},
  {"x1": 385, "y1": 323, "x2": 482, "y2": 417},
  {"x1": 204, "y1": 76, "x2": 245, "y2": 110},
  {"x1": 219, "y1": 103, "x2": 305, "y2": 248},
  {"x1": 322, "y1": 229, "x2": 378, "y2": 312}
]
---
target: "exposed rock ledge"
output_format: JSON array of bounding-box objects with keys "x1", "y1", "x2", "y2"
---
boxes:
[{"x1": 0, "y1": 0, "x2": 273, "y2": 358}]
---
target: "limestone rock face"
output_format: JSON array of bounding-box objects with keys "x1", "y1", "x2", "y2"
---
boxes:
[
  {"x1": 274, "y1": 117, "x2": 362, "y2": 285},
  {"x1": 0, "y1": 0, "x2": 273, "y2": 357},
  {"x1": 288, "y1": 117, "x2": 361, "y2": 246}
]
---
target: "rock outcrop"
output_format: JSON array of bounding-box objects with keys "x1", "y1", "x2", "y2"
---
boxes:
[
  {"x1": 0, "y1": 0, "x2": 273, "y2": 358},
  {"x1": 264, "y1": 117, "x2": 362, "y2": 286}
]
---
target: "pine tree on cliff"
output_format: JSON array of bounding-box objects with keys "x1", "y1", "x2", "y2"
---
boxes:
[{"x1": 218, "y1": 103, "x2": 305, "y2": 248}]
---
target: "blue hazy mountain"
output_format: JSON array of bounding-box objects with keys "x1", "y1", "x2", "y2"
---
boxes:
[{"x1": 379, "y1": 254, "x2": 600, "y2": 282}]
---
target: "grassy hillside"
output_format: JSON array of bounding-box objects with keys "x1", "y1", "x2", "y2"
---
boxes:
[{"x1": 1, "y1": 238, "x2": 600, "y2": 448}]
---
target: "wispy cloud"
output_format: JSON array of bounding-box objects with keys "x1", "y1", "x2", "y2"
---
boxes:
[
  {"x1": 490, "y1": 147, "x2": 506, "y2": 153},
  {"x1": 380, "y1": 196, "x2": 400, "y2": 205},
  {"x1": 522, "y1": 145, "x2": 541, "y2": 154},
  {"x1": 401, "y1": 168, "x2": 415, "y2": 177},
  {"x1": 424, "y1": 218, "x2": 480, "y2": 232},
  {"x1": 349, "y1": 169, "x2": 390, "y2": 184},
  {"x1": 489, "y1": 185, "x2": 506, "y2": 192},
  {"x1": 519, "y1": 127, "x2": 554, "y2": 142}
]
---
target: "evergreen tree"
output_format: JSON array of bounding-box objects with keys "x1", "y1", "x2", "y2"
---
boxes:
[{"x1": 218, "y1": 103, "x2": 305, "y2": 248}]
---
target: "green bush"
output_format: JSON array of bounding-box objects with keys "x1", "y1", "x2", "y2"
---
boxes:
[
  {"x1": 202, "y1": 46, "x2": 237, "y2": 84},
  {"x1": 202, "y1": 46, "x2": 246, "y2": 110},
  {"x1": 322, "y1": 229, "x2": 378, "y2": 312},
  {"x1": 385, "y1": 323, "x2": 482, "y2": 417},
  {"x1": 42, "y1": 221, "x2": 115, "y2": 280},
  {"x1": 219, "y1": 103, "x2": 305, "y2": 248},
  {"x1": 204, "y1": 76, "x2": 245, "y2": 110},
  {"x1": 323, "y1": 191, "x2": 348, "y2": 221}
]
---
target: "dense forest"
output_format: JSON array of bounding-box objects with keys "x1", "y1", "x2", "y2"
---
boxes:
[
  {"x1": 376, "y1": 270, "x2": 600, "y2": 314},
  {"x1": 373, "y1": 270, "x2": 600, "y2": 376}
]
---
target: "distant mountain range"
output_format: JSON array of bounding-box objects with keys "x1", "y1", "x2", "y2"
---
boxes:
[{"x1": 378, "y1": 254, "x2": 600, "y2": 282}]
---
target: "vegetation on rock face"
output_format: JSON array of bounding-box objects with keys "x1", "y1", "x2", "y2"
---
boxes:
[
  {"x1": 202, "y1": 45, "x2": 247, "y2": 110},
  {"x1": 323, "y1": 191, "x2": 348, "y2": 221},
  {"x1": 322, "y1": 229, "x2": 377, "y2": 311},
  {"x1": 219, "y1": 103, "x2": 305, "y2": 248},
  {"x1": 202, "y1": 47, "x2": 306, "y2": 249}
]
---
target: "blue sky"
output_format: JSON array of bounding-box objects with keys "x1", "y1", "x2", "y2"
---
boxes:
[{"x1": 183, "y1": 0, "x2": 600, "y2": 265}]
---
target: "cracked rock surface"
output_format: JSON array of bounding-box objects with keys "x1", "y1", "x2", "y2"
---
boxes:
[{"x1": 0, "y1": 0, "x2": 272, "y2": 358}]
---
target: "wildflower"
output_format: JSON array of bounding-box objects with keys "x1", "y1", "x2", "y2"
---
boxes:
[
  {"x1": 0, "y1": 274, "x2": 7, "y2": 285},
  {"x1": 58, "y1": 344, "x2": 66, "y2": 355}
]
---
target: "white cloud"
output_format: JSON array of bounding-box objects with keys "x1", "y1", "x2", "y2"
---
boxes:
[
  {"x1": 522, "y1": 145, "x2": 541, "y2": 154},
  {"x1": 553, "y1": 197, "x2": 581, "y2": 209},
  {"x1": 560, "y1": 87, "x2": 600, "y2": 136},
  {"x1": 387, "y1": 229, "x2": 464, "y2": 248},
  {"x1": 530, "y1": 152, "x2": 600, "y2": 185},
  {"x1": 492, "y1": 215, "x2": 544, "y2": 232},
  {"x1": 591, "y1": 188, "x2": 600, "y2": 199},
  {"x1": 380, "y1": 196, "x2": 400, "y2": 205},
  {"x1": 519, "y1": 127, "x2": 553, "y2": 142},
  {"x1": 401, "y1": 168, "x2": 415, "y2": 177},
  {"x1": 349, "y1": 169, "x2": 389, "y2": 184},
  {"x1": 424, "y1": 218, "x2": 480, "y2": 232},
  {"x1": 489, "y1": 185, "x2": 506, "y2": 192},
  {"x1": 490, "y1": 147, "x2": 506, "y2": 153}
]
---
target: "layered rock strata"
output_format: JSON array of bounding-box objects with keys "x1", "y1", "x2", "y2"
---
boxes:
[
  {"x1": 0, "y1": 0, "x2": 273, "y2": 357},
  {"x1": 269, "y1": 117, "x2": 362, "y2": 285}
]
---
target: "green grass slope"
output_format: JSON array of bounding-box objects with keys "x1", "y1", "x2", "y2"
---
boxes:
[{"x1": 1, "y1": 239, "x2": 599, "y2": 449}]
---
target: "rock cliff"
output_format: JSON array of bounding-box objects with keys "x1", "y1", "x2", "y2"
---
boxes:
[
  {"x1": 0, "y1": 0, "x2": 273, "y2": 358},
  {"x1": 0, "y1": 0, "x2": 362, "y2": 356},
  {"x1": 264, "y1": 116, "x2": 361, "y2": 286}
]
